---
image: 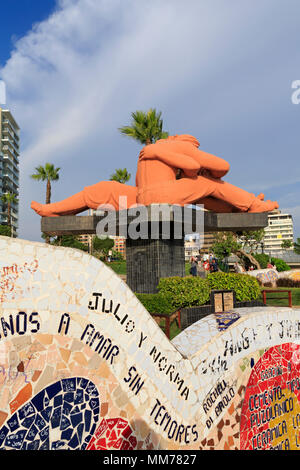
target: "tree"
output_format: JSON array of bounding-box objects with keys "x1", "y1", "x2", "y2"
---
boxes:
[
  {"x1": 93, "y1": 236, "x2": 114, "y2": 259},
  {"x1": 30, "y1": 163, "x2": 60, "y2": 205},
  {"x1": 240, "y1": 229, "x2": 265, "y2": 254},
  {"x1": 294, "y1": 238, "x2": 300, "y2": 255},
  {"x1": 110, "y1": 168, "x2": 131, "y2": 184},
  {"x1": 281, "y1": 239, "x2": 293, "y2": 250},
  {"x1": 0, "y1": 225, "x2": 11, "y2": 237},
  {"x1": 52, "y1": 235, "x2": 88, "y2": 252},
  {"x1": 119, "y1": 108, "x2": 169, "y2": 145},
  {"x1": 212, "y1": 231, "x2": 261, "y2": 270},
  {"x1": 211, "y1": 232, "x2": 241, "y2": 260},
  {"x1": 1, "y1": 192, "x2": 18, "y2": 237},
  {"x1": 31, "y1": 163, "x2": 60, "y2": 243}
]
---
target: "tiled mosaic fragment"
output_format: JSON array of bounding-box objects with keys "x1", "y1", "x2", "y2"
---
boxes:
[
  {"x1": 87, "y1": 418, "x2": 138, "y2": 450},
  {"x1": 214, "y1": 311, "x2": 240, "y2": 331},
  {"x1": 0, "y1": 378, "x2": 99, "y2": 450},
  {"x1": 240, "y1": 343, "x2": 300, "y2": 450}
]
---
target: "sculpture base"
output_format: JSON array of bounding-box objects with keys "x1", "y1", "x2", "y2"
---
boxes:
[{"x1": 126, "y1": 236, "x2": 185, "y2": 294}]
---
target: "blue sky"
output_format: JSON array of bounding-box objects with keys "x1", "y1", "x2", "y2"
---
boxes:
[
  {"x1": 0, "y1": 0, "x2": 56, "y2": 66},
  {"x1": 0, "y1": 0, "x2": 300, "y2": 241}
]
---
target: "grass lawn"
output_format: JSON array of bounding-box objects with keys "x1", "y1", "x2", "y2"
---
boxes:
[
  {"x1": 259, "y1": 287, "x2": 300, "y2": 307},
  {"x1": 157, "y1": 317, "x2": 181, "y2": 341},
  {"x1": 105, "y1": 260, "x2": 127, "y2": 275}
]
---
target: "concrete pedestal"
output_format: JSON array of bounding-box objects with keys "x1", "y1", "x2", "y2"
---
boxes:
[{"x1": 126, "y1": 233, "x2": 185, "y2": 294}]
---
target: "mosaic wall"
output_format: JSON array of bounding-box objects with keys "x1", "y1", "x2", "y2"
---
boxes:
[
  {"x1": 278, "y1": 270, "x2": 300, "y2": 282},
  {"x1": 247, "y1": 268, "x2": 300, "y2": 286},
  {"x1": 1, "y1": 236, "x2": 300, "y2": 450},
  {"x1": 246, "y1": 268, "x2": 279, "y2": 285}
]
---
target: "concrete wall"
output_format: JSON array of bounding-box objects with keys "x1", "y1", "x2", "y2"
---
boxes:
[{"x1": 0, "y1": 236, "x2": 299, "y2": 450}]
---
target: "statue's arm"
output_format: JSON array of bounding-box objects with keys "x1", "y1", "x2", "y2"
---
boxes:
[
  {"x1": 187, "y1": 148, "x2": 230, "y2": 178},
  {"x1": 140, "y1": 146, "x2": 200, "y2": 172}
]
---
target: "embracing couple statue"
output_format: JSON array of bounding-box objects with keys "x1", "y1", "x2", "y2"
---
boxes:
[{"x1": 31, "y1": 134, "x2": 278, "y2": 217}]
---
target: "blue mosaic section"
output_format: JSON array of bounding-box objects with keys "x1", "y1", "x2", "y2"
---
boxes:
[
  {"x1": 215, "y1": 311, "x2": 241, "y2": 331},
  {"x1": 0, "y1": 377, "x2": 100, "y2": 450}
]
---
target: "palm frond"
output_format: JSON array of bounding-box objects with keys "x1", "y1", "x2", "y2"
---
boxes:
[{"x1": 119, "y1": 108, "x2": 168, "y2": 145}]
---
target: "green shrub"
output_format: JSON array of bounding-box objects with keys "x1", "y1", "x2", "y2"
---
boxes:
[
  {"x1": 136, "y1": 292, "x2": 175, "y2": 314},
  {"x1": 253, "y1": 253, "x2": 270, "y2": 269},
  {"x1": 271, "y1": 257, "x2": 290, "y2": 272},
  {"x1": 207, "y1": 272, "x2": 261, "y2": 302},
  {"x1": 0, "y1": 225, "x2": 11, "y2": 237},
  {"x1": 157, "y1": 276, "x2": 210, "y2": 309}
]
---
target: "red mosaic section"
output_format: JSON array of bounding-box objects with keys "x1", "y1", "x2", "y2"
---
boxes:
[
  {"x1": 240, "y1": 343, "x2": 300, "y2": 450},
  {"x1": 87, "y1": 418, "x2": 138, "y2": 450}
]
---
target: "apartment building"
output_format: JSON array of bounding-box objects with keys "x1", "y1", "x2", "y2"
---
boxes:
[
  {"x1": 263, "y1": 211, "x2": 294, "y2": 254},
  {"x1": 111, "y1": 236, "x2": 126, "y2": 259},
  {"x1": 0, "y1": 108, "x2": 20, "y2": 236},
  {"x1": 185, "y1": 232, "x2": 216, "y2": 259}
]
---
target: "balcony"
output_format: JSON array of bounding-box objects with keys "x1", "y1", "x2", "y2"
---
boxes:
[
  {"x1": 1, "y1": 137, "x2": 19, "y2": 155},
  {"x1": 2, "y1": 127, "x2": 19, "y2": 146},
  {"x1": 2, "y1": 114, "x2": 19, "y2": 134},
  {"x1": 2, "y1": 161, "x2": 19, "y2": 179},
  {"x1": 2, "y1": 182, "x2": 19, "y2": 195},
  {"x1": 2, "y1": 172, "x2": 17, "y2": 185},
  {"x1": 1, "y1": 145, "x2": 19, "y2": 163}
]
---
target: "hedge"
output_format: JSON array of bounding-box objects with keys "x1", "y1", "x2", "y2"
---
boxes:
[
  {"x1": 157, "y1": 276, "x2": 211, "y2": 309},
  {"x1": 253, "y1": 253, "x2": 291, "y2": 272},
  {"x1": 253, "y1": 253, "x2": 270, "y2": 269},
  {"x1": 135, "y1": 292, "x2": 175, "y2": 315},
  {"x1": 270, "y1": 257, "x2": 290, "y2": 272},
  {"x1": 207, "y1": 272, "x2": 261, "y2": 302},
  {"x1": 137, "y1": 272, "x2": 262, "y2": 315}
]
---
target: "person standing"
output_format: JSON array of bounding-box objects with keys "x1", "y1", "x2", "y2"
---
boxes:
[
  {"x1": 190, "y1": 257, "x2": 198, "y2": 276},
  {"x1": 197, "y1": 258, "x2": 206, "y2": 278},
  {"x1": 210, "y1": 258, "x2": 219, "y2": 273}
]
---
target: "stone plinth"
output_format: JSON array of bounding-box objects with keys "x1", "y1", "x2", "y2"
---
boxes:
[
  {"x1": 41, "y1": 207, "x2": 268, "y2": 293},
  {"x1": 41, "y1": 207, "x2": 268, "y2": 236}
]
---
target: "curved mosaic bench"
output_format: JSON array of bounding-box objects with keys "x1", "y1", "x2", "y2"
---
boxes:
[
  {"x1": 278, "y1": 270, "x2": 300, "y2": 281},
  {"x1": 1, "y1": 236, "x2": 300, "y2": 450},
  {"x1": 245, "y1": 268, "x2": 279, "y2": 285}
]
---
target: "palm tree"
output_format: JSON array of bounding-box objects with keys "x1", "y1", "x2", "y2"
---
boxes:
[
  {"x1": 30, "y1": 163, "x2": 60, "y2": 204},
  {"x1": 1, "y1": 192, "x2": 18, "y2": 237},
  {"x1": 119, "y1": 108, "x2": 169, "y2": 145},
  {"x1": 110, "y1": 168, "x2": 131, "y2": 184},
  {"x1": 30, "y1": 163, "x2": 60, "y2": 244}
]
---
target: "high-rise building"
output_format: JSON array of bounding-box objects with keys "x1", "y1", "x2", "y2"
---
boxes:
[
  {"x1": 263, "y1": 210, "x2": 294, "y2": 254},
  {"x1": 0, "y1": 108, "x2": 20, "y2": 236}
]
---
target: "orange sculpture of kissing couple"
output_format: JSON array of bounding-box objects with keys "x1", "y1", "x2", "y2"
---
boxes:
[{"x1": 31, "y1": 134, "x2": 279, "y2": 216}]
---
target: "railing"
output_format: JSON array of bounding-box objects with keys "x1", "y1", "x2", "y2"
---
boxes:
[
  {"x1": 151, "y1": 310, "x2": 181, "y2": 339},
  {"x1": 261, "y1": 289, "x2": 293, "y2": 308},
  {"x1": 1, "y1": 136, "x2": 19, "y2": 154},
  {"x1": 2, "y1": 127, "x2": 18, "y2": 145},
  {"x1": 2, "y1": 120, "x2": 19, "y2": 138}
]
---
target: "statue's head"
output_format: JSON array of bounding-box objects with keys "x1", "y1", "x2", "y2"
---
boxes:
[{"x1": 157, "y1": 134, "x2": 199, "y2": 147}]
